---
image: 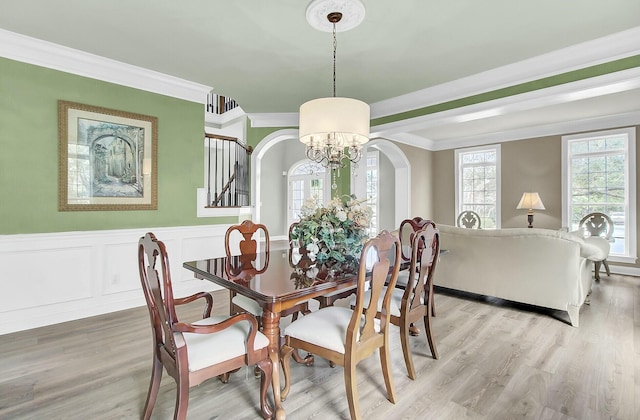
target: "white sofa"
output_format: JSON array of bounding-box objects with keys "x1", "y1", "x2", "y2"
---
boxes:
[{"x1": 435, "y1": 225, "x2": 599, "y2": 327}]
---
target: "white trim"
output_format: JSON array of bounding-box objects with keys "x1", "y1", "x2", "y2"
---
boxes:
[
  {"x1": 247, "y1": 69, "x2": 640, "y2": 152},
  {"x1": 205, "y1": 107, "x2": 247, "y2": 128},
  {"x1": 4, "y1": 25, "x2": 638, "y2": 150},
  {"x1": 0, "y1": 28, "x2": 212, "y2": 103},
  {"x1": 370, "y1": 26, "x2": 640, "y2": 119},
  {"x1": 0, "y1": 225, "x2": 231, "y2": 334},
  {"x1": 251, "y1": 129, "x2": 301, "y2": 225},
  {"x1": 607, "y1": 264, "x2": 640, "y2": 277},
  {"x1": 352, "y1": 139, "x2": 411, "y2": 228},
  {"x1": 428, "y1": 111, "x2": 640, "y2": 152},
  {"x1": 373, "y1": 67, "x2": 640, "y2": 150},
  {"x1": 196, "y1": 188, "x2": 253, "y2": 218},
  {"x1": 248, "y1": 113, "x2": 299, "y2": 127},
  {"x1": 286, "y1": 159, "x2": 330, "y2": 228},
  {"x1": 562, "y1": 127, "x2": 637, "y2": 260},
  {"x1": 454, "y1": 144, "x2": 501, "y2": 229},
  {"x1": 365, "y1": 150, "x2": 380, "y2": 235}
]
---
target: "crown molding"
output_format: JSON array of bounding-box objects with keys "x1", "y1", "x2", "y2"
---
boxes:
[
  {"x1": 372, "y1": 67, "x2": 640, "y2": 148},
  {"x1": 431, "y1": 110, "x2": 640, "y2": 151},
  {"x1": 371, "y1": 26, "x2": 640, "y2": 119},
  {"x1": 204, "y1": 106, "x2": 247, "y2": 128},
  {"x1": 0, "y1": 29, "x2": 213, "y2": 103},
  {"x1": 376, "y1": 133, "x2": 437, "y2": 151},
  {"x1": 248, "y1": 113, "x2": 299, "y2": 127}
]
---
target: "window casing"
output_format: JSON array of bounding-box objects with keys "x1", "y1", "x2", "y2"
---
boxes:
[
  {"x1": 365, "y1": 151, "x2": 380, "y2": 237},
  {"x1": 455, "y1": 145, "x2": 501, "y2": 229},
  {"x1": 562, "y1": 127, "x2": 636, "y2": 262},
  {"x1": 287, "y1": 161, "x2": 329, "y2": 227}
]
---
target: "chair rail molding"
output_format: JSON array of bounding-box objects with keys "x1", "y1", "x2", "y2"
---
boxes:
[{"x1": 0, "y1": 225, "x2": 231, "y2": 335}]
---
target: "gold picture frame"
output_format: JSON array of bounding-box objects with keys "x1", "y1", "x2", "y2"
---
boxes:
[{"x1": 58, "y1": 100, "x2": 158, "y2": 211}]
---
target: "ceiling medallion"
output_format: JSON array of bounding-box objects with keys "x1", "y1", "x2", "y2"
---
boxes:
[
  {"x1": 305, "y1": 0, "x2": 366, "y2": 33},
  {"x1": 299, "y1": 0, "x2": 370, "y2": 188}
]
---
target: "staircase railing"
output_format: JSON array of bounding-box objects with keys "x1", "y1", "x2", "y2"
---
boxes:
[
  {"x1": 205, "y1": 133, "x2": 251, "y2": 208},
  {"x1": 206, "y1": 93, "x2": 239, "y2": 115}
]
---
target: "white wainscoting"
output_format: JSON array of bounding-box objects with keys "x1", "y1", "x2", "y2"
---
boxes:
[{"x1": 0, "y1": 225, "x2": 232, "y2": 335}]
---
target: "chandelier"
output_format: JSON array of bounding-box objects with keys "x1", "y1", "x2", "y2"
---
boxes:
[{"x1": 299, "y1": 0, "x2": 370, "y2": 175}]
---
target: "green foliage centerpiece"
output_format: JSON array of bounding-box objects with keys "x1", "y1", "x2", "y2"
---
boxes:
[{"x1": 290, "y1": 195, "x2": 372, "y2": 278}]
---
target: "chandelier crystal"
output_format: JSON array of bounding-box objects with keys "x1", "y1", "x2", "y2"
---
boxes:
[{"x1": 299, "y1": 1, "x2": 370, "y2": 174}]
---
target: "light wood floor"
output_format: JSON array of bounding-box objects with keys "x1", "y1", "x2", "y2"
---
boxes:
[{"x1": 1, "y1": 273, "x2": 638, "y2": 419}]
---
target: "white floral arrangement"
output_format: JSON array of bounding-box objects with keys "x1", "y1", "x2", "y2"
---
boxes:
[{"x1": 290, "y1": 194, "x2": 372, "y2": 271}]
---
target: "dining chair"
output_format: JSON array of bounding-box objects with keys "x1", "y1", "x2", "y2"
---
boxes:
[
  {"x1": 226, "y1": 220, "x2": 310, "y2": 339},
  {"x1": 456, "y1": 210, "x2": 482, "y2": 229},
  {"x1": 352, "y1": 224, "x2": 441, "y2": 380},
  {"x1": 280, "y1": 230, "x2": 401, "y2": 420},
  {"x1": 399, "y1": 217, "x2": 435, "y2": 263},
  {"x1": 397, "y1": 218, "x2": 437, "y2": 319},
  {"x1": 578, "y1": 212, "x2": 613, "y2": 280},
  {"x1": 138, "y1": 232, "x2": 273, "y2": 420}
]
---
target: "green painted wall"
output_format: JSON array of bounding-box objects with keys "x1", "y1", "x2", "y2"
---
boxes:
[{"x1": 0, "y1": 58, "x2": 236, "y2": 235}]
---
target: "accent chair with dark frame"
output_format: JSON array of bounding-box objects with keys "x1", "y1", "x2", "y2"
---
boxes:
[{"x1": 138, "y1": 232, "x2": 273, "y2": 419}]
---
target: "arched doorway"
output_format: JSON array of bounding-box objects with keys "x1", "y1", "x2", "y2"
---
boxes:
[
  {"x1": 252, "y1": 130, "x2": 410, "y2": 237},
  {"x1": 351, "y1": 138, "x2": 411, "y2": 231}
]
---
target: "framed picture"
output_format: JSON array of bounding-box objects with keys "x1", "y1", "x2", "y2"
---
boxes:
[{"x1": 58, "y1": 101, "x2": 158, "y2": 211}]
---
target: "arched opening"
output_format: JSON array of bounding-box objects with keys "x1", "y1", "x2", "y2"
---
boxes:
[
  {"x1": 287, "y1": 160, "x2": 329, "y2": 227},
  {"x1": 252, "y1": 130, "x2": 410, "y2": 237},
  {"x1": 351, "y1": 138, "x2": 411, "y2": 231}
]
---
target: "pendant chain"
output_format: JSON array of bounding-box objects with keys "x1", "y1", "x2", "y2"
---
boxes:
[{"x1": 332, "y1": 22, "x2": 337, "y2": 98}]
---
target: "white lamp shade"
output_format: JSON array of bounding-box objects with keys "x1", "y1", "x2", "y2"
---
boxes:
[
  {"x1": 516, "y1": 192, "x2": 545, "y2": 210},
  {"x1": 299, "y1": 97, "x2": 370, "y2": 146}
]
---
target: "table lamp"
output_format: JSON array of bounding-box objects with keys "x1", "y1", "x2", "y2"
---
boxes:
[{"x1": 516, "y1": 192, "x2": 545, "y2": 228}]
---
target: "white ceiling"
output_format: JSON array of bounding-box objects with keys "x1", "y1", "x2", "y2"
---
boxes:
[{"x1": 1, "y1": 0, "x2": 639, "y2": 150}]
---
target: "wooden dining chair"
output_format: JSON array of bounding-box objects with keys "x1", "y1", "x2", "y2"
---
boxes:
[
  {"x1": 281, "y1": 230, "x2": 401, "y2": 420},
  {"x1": 399, "y1": 217, "x2": 435, "y2": 263},
  {"x1": 226, "y1": 220, "x2": 310, "y2": 325},
  {"x1": 138, "y1": 232, "x2": 273, "y2": 420},
  {"x1": 225, "y1": 220, "x2": 270, "y2": 320},
  {"x1": 397, "y1": 217, "x2": 437, "y2": 317},
  {"x1": 352, "y1": 224, "x2": 440, "y2": 380},
  {"x1": 456, "y1": 210, "x2": 482, "y2": 229}
]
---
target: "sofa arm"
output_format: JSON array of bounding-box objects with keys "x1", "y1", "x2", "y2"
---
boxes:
[{"x1": 581, "y1": 236, "x2": 610, "y2": 261}]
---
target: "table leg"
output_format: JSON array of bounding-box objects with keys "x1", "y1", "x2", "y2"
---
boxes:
[{"x1": 262, "y1": 309, "x2": 286, "y2": 419}]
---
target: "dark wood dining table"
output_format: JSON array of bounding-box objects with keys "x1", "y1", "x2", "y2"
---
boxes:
[{"x1": 183, "y1": 247, "x2": 370, "y2": 419}]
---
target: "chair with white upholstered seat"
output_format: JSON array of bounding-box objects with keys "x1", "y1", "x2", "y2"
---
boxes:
[
  {"x1": 226, "y1": 220, "x2": 310, "y2": 323},
  {"x1": 280, "y1": 230, "x2": 401, "y2": 420},
  {"x1": 138, "y1": 232, "x2": 273, "y2": 420},
  {"x1": 351, "y1": 224, "x2": 440, "y2": 379}
]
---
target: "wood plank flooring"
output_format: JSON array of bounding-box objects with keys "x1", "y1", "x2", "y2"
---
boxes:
[{"x1": 1, "y1": 274, "x2": 638, "y2": 419}]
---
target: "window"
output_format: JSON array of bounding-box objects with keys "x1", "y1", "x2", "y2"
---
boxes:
[
  {"x1": 288, "y1": 161, "x2": 328, "y2": 226},
  {"x1": 455, "y1": 145, "x2": 501, "y2": 229},
  {"x1": 562, "y1": 127, "x2": 636, "y2": 261},
  {"x1": 365, "y1": 151, "x2": 379, "y2": 237}
]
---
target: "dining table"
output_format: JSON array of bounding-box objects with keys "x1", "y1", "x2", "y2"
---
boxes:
[{"x1": 183, "y1": 245, "x2": 377, "y2": 419}]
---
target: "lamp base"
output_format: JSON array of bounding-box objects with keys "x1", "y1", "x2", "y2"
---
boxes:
[{"x1": 527, "y1": 212, "x2": 534, "y2": 228}]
